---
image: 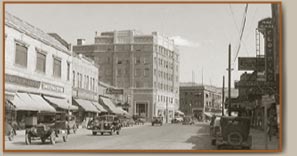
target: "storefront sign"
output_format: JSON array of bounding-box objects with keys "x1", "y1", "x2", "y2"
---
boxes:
[
  {"x1": 106, "y1": 88, "x2": 124, "y2": 94},
  {"x1": 5, "y1": 74, "x2": 41, "y2": 88},
  {"x1": 235, "y1": 81, "x2": 275, "y2": 88},
  {"x1": 42, "y1": 82, "x2": 64, "y2": 93},
  {"x1": 238, "y1": 57, "x2": 265, "y2": 71}
]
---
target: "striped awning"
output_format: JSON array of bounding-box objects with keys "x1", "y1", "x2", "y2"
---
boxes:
[
  {"x1": 91, "y1": 101, "x2": 107, "y2": 112},
  {"x1": 100, "y1": 97, "x2": 126, "y2": 115},
  {"x1": 73, "y1": 98, "x2": 99, "y2": 113},
  {"x1": 43, "y1": 96, "x2": 78, "y2": 110},
  {"x1": 9, "y1": 93, "x2": 56, "y2": 112}
]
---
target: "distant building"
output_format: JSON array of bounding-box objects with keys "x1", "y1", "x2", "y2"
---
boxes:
[
  {"x1": 4, "y1": 12, "x2": 74, "y2": 125},
  {"x1": 73, "y1": 30, "x2": 179, "y2": 122},
  {"x1": 72, "y1": 53, "x2": 103, "y2": 123},
  {"x1": 179, "y1": 83, "x2": 222, "y2": 120}
]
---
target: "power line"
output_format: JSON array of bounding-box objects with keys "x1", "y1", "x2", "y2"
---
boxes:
[{"x1": 233, "y1": 4, "x2": 249, "y2": 64}]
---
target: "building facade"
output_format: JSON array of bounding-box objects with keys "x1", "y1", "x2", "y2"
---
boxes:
[
  {"x1": 73, "y1": 30, "x2": 179, "y2": 122},
  {"x1": 179, "y1": 83, "x2": 222, "y2": 121},
  {"x1": 4, "y1": 12, "x2": 74, "y2": 126},
  {"x1": 72, "y1": 53, "x2": 102, "y2": 123}
]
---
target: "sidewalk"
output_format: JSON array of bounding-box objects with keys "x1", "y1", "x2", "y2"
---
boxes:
[{"x1": 250, "y1": 128, "x2": 279, "y2": 150}]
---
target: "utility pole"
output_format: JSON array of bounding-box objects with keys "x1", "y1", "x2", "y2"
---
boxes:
[
  {"x1": 222, "y1": 76, "x2": 225, "y2": 116},
  {"x1": 228, "y1": 44, "x2": 232, "y2": 116}
]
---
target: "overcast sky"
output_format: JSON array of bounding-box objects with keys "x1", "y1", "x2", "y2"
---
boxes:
[{"x1": 5, "y1": 3, "x2": 272, "y2": 87}]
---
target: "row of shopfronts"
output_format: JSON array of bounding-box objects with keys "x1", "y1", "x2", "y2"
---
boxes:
[{"x1": 4, "y1": 11, "x2": 128, "y2": 129}]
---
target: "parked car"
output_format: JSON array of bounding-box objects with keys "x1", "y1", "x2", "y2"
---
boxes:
[
  {"x1": 214, "y1": 116, "x2": 252, "y2": 149},
  {"x1": 5, "y1": 121, "x2": 16, "y2": 141},
  {"x1": 87, "y1": 114, "x2": 122, "y2": 135},
  {"x1": 66, "y1": 114, "x2": 77, "y2": 134},
  {"x1": 182, "y1": 116, "x2": 194, "y2": 125},
  {"x1": 132, "y1": 115, "x2": 146, "y2": 125},
  {"x1": 152, "y1": 116, "x2": 163, "y2": 126},
  {"x1": 25, "y1": 112, "x2": 68, "y2": 145},
  {"x1": 172, "y1": 116, "x2": 183, "y2": 123}
]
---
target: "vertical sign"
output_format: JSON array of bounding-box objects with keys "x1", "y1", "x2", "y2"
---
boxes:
[
  {"x1": 258, "y1": 18, "x2": 275, "y2": 82},
  {"x1": 265, "y1": 28, "x2": 275, "y2": 82}
]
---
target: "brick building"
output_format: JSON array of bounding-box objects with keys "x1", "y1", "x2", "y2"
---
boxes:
[{"x1": 73, "y1": 30, "x2": 179, "y2": 122}]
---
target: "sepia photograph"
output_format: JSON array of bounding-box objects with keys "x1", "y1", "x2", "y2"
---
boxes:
[{"x1": 3, "y1": 1, "x2": 282, "y2": 152}]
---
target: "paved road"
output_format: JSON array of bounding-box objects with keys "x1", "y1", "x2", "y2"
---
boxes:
[{"x1": 5, "y1": 122, "x2": 215, "y2": 150}]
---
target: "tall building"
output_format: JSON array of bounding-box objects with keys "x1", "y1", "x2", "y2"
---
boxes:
[
  {"x1": 4, "y1": 12, "x2": 75, "y2": 126},
  {"x1": 179, "y1": 83, "x2": 222, "y2": 120},
  {"x1": 73, "y1": 30, "x2": 180, "y2": 122}
]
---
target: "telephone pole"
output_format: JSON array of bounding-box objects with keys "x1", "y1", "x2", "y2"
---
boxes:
[
  {"x1": 228, "y1": 44, "x2": 232, "y2": 116},
  {"x1": 222, "y1": 76, "x2": 225, "y2": 116}
]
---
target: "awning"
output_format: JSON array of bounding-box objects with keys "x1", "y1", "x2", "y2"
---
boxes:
[
  {"x1": 100, "y1": 97, "x2": 125, "y2": 114},
  {"x1": 9, "y1": 93, "x2": 56, "y2": 112},
  {"x1": 204, "y1": 112, "x2": 213, "y2": 117},
  {"x1": 30, "y1": 94, "x2": 56, "y2": 112},
  {"x1": 73, "y1": 99, "x2": 99, "y2": 113},
  {"x1": 9, "y1": 93, "x2": 36, "y2": 111},
  {"x1": 175, "y1": 110, "x2": 185, "y2": 115},
  {"x1": 43, "y1": 96, "x2": 78, "y2": 110},
  {"x1": 91, "y1": 101, "x2": 107, "y2": 112}
]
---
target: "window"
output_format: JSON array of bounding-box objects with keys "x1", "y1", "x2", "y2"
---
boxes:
[
  {"x1": 144, "y1": 68, "x2": 149, "y2": 77},
  {"x1": 36, "y1": 51, "x2": 46, "y2": 73},
  {"x1": 135, "y1": 69, "x2": 141, "y2": 77},
  {"x1": 15, "y1": 42, "x2": 28, "y2": 67},
  {"x1": 53, "y1": 57, "x2": 61, "y2": 78},
  {"x1": 135, "y1": 57, "x2": 141, "y2": 64},
  {"x1": 67, "y1": 62, "x2": 70, "y2": 81},
  {"x1": 77, "y1": 72, "x2": 79, "y2": 87},
  {"x1": 117, "y1": 69, "x2": 122, "y2": 76},
  {"x1": 86, "y1": 76, "x2": 89, "y2": 90},
  {"x1": 73, "y1": 71, "x2": 75, "y2": 87},
  {"x1": 79, "y1": 74, "x2": 82, "y2": 88}
]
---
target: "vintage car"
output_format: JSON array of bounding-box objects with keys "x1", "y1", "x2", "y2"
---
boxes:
[
  {"x1": 209, "y1": 116, "x2": 221, "y2": 145},
  {"x1": 152, "y1": 116, "x2": 163, "y2": 126},
  {"x1": 119, "y1": 115, "x2": 134, "y2": 127},
  {"x1": 25, "y1": 112, "x2": 69, "y2": 145},
  {"x1": 171, "y1": 116, "x2": 183, "y2": 123},
  {"x1": 214, "y1": 116, "x2": 252, "y2": 149},
  {"x1": 87, "y1": 115, "x2": 122, "y2": 135},
  {"x1": 182, "y1": 116, "x2": 194, "y2": 125},
  {"x1": 5, "y1": 121, "x2": 16, "y2": 141},
  {"x1": 132, "y1": 115, "x2": 146, "y2": 125},
  {"x1": 65, "y1": 114, "x2": 77, "y2": 134}
]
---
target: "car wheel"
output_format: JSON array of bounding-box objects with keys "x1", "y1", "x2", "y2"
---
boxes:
[
  {"x1": 152, "y1": 123, "x2": 154, "y2": 126},
  {"x1": 101, "y1": 132, "x2": 104, "y2": 135},
  {"x1": 8, "y1": 129, "x2": 14, "y2": 141},
  {"x1": 227, "y1": 131, "x2": 243, "y2": 146},
  {"x1": 63, "y1": 134, "x2": 68, "y2": 142},
  {"x1": 116, "y1": 131, "x2": 120, "y2": 135},
  {"x1": 211, "y1": 139, "x2": 216, "y2": 145},
  {"x1": 92, "y1": 131, "x2": 97, "y2": 135},
  {"x1": 50, "y1": 132, "x2": 56, "y2": 145},
  {"x1": 41, "y1": 137, "x2": 46, "y2": 144},
  {"x1": 25, "y1": 133, "x2": 31, "y2": 145}
]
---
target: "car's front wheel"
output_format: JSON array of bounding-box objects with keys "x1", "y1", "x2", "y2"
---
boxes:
[
  {"x1": 50, "y1": 132, "x2": 56, "y2": 144},
  {"x1": 25, "y1": 133, "x2": 31, "y2": 145},
  {"x1": 116, "y1": 131, "x2": 120, "y2": 135},
  {"x1": 63, "y1": 134, "x2": 68, "y2": 142},
  {"x1": 92, "y1": 131, "x2": 97, "y2": 135}
]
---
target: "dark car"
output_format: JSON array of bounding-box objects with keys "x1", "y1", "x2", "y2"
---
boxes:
[
  {"x1": 25, "y1": 112, "x2": 68, "y2": 145},
  {"x1": 132, "y1": 115, "x2": 146, "y2": 125},
  {"x1": 152, "y1": 116, "x2": 163, "y2": 126},
  {"x1": 214, "y1": 116, "x2": 252, "y2": 149},
  {"x1": 65, "y1": 114, "x2": 77, "y2": 134},
  {"x1": 182, "y1": 116, "x2": 194, "y2": 125},
  {"x1": 87, "y1": 115, "x2": 122, "y2": 135}
]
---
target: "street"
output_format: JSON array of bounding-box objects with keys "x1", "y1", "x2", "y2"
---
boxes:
[{"x1": 5, "y1": 123, "x2": 215, "y2": 150}]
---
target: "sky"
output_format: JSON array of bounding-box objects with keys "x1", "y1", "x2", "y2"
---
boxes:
[{"x1": 5, "y1": 3, "x2": 272, "y2": 87}]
